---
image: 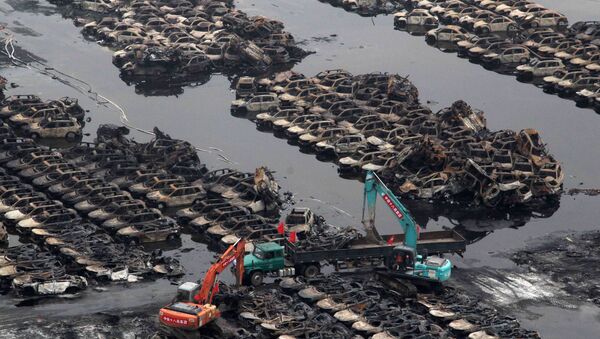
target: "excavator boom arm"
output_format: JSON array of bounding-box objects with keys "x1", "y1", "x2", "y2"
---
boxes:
[
  {"x1": 363, "y1": 171, "x2": 419, "y2": 249},
  {"x1": 193, "y1": 239, "x2": 246, "y2": 305}
]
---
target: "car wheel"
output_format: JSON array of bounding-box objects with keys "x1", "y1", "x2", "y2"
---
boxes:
[
  {"x1": 530, "y1": 21, "x2": 539, "y2": 28},
  {"x1": 557, "y1": 19, "x2": 568, "y2": 28},
  {"x1": 250, "y1": 271, "x2": 264, "y2": 287},
  {"x1": 507, "y1": 24, "x2": 517, "y2": 32},
  {"x1": 66, "y1": 132, "x2": 77, "y2": 140},
  {"x1": 426, "y1": 35, "x2": 436, "y2": 44},
  {"x1": 167, "y1": 233, "x2": 178, "y2": 242},
  {"x1": 303, "y1": 264, "x2": 320, "y2": 278},
  {"x1": 154, "y1": 69, "x2": 162, "y2": 76},
  {"x1": 481, "y1": 27, "x2": 490, "y2": 35},
  {"x1": 129, "y1": 238, "x2": 140, "y2": 246},
  {"x1": 157, "y1": 202, "x2": 166, "y2": 210},
  {"x1": 519, "y1": 57, "x2": 528, "y2": 64},
  {"x1": 29, "y1": 132, "x2": 40, "y2": 140},
  {"x1": 193, "y1": 198, "x2": 202, "y2": 205}
]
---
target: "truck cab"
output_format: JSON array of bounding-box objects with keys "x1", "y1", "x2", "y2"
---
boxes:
[{"x1": 243, "y1": 242, "x2": 286, "y2": 286}]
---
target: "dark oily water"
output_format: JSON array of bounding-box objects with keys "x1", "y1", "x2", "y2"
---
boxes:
[{"x1": 0, "y1": 0, "x2": 599, "y2": 337}]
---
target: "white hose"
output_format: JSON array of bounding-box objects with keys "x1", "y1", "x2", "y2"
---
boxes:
[{"x1": 0, "y1": 30, "x2": 235, "y2": 164}]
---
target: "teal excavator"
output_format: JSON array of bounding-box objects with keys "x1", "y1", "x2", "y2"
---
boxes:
[{"x1": 362, "y1": 170, "x2": 452, "y2": 282}]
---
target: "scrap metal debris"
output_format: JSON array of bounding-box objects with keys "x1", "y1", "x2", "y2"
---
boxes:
[
  {"x1": 232, "y1": 70, "x2": 564, "y2": 208},
  {"x1": 228, "y1": 273, "x2": 540, "y2": 338}
]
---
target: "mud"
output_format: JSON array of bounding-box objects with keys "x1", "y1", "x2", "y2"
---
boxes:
[{"x1": 511, "y1": 230, "x2": 600, "y2": 306}]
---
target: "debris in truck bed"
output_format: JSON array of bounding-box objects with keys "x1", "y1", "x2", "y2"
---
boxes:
[{"x1": 231, "y1": 70, "x2": 564, "y2": 208}]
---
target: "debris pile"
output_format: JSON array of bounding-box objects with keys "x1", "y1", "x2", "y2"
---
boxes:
[
  {"x1": 323, "y1": 0, "x2": 600, "y2": 111},
  {"x1": 232, "y1": 70, "x2": 564, "y2": 207},
  {"x1": 512, "y1": 231, "x2": 600, "y2": 306},
  {"x1": 48, "y1": 0, "x2": 308, "y2": 91},
  {"x1": 229, "y1": 273, "x2": 540, "y2": 338}
]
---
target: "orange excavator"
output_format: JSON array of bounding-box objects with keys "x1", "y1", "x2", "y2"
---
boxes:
[{"x1": 158, "y1": 239, "x2": 246, "y2": 331}]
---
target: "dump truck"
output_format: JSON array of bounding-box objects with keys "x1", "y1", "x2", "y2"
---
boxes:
[{"x1": 243, "y1": 171, "x2": 466, "y2": 286}]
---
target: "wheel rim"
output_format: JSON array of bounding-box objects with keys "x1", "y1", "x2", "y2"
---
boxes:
[
  {"x1": 252, "y1": 272, "x2": 262, "y2": 285},
  {"x1": 305, "y1": 266, "x2": 318, "y2": 277}
]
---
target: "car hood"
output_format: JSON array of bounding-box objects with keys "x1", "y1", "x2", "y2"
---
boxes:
[{"x1": 339, "y1": 157, "x2": 359, "y2": 165}]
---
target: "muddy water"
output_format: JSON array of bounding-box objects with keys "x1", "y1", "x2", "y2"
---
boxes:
[{"x1": 0, "y1": 0, "x2": 599, "y2": 337}]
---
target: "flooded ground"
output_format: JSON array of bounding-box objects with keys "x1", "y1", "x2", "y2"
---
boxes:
[{"x1": 0, "y1": 0, "x2": 599, "y2": 338}]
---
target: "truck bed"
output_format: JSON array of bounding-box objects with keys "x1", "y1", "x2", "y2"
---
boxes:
[
  {"x1": 287, "y1": 242, "x2": 396, "y2": 265},
  {"x1": 387, "y1": 230, "x2": 466, "y2": 255}
]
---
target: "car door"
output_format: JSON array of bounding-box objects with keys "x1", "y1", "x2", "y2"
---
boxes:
[
  {"x1": 247, "y1": 96, "x2": 261, "y2": 112},
  {"x1": 262, "y1": 96, "x2": 274, "y2": 111},
  {"x1": 438, "y1": 28, "x2": 451, "y2": 41},
  {"x1": 501, "y1": 48, "x2": 513, "y2": 63}
]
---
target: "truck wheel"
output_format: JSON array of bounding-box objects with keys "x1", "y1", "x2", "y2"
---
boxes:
[
  {"x1": 303, "y1": 264, "x2": 320, "y2": 278},
  {"x1": 250, "y1": 271, "x2": 264, "y2": 286}
]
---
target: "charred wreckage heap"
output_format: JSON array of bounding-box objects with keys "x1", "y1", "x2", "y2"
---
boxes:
[
  {"x1": 48, "y1": 0, "x2": 308, "y2": 88},
  {"x1": 231, "y1": 70, "x2": 564, "y2": 208},
  {"x1": 320, "y1": 0, "x2": 600, "y2": 111},
  {"x1": 220, "y1": 273, "x2": 541, "y2": 339}
]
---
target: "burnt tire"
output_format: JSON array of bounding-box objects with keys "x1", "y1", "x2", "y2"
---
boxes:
[
  {"x1": 425, "y1": 35, "x2": 436, "y2": 44},
  {"x1": 303, "y1": 264, "x2": 320, "y2": 278},
  {"x1": 249, "y1": 271, "x2": 264, "y2": 287}
]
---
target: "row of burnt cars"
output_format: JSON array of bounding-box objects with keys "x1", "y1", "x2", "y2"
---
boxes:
[
  {"x1": 0, "y1": 125, "x2": 191, "y2": 296},
  {"x1": 322, "y1": 0, "x2": 600, "y2": 110},
  {"x1": 397, "y1": 1, "x2": 600, "y2": 110},
  {"x1": 227, "y1": 273, "x2": 541, "y2": 338},
  {"x1": 0, "y1": 94, "x2": 85, "y2": 140},
  {"x1": 231, "y1": 69, "x2": 564, "y2": 208},
  {"x1": 50, "y1": 0, "x2": 307, "y2": 85}
]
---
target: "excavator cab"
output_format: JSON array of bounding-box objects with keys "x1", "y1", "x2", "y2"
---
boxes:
[
  {"x1": 389, "y1": 245, "x2": 416, "y2": 271},
  {"x1": 176, "y1": 282, "x2": 201, "y2": 302}
]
